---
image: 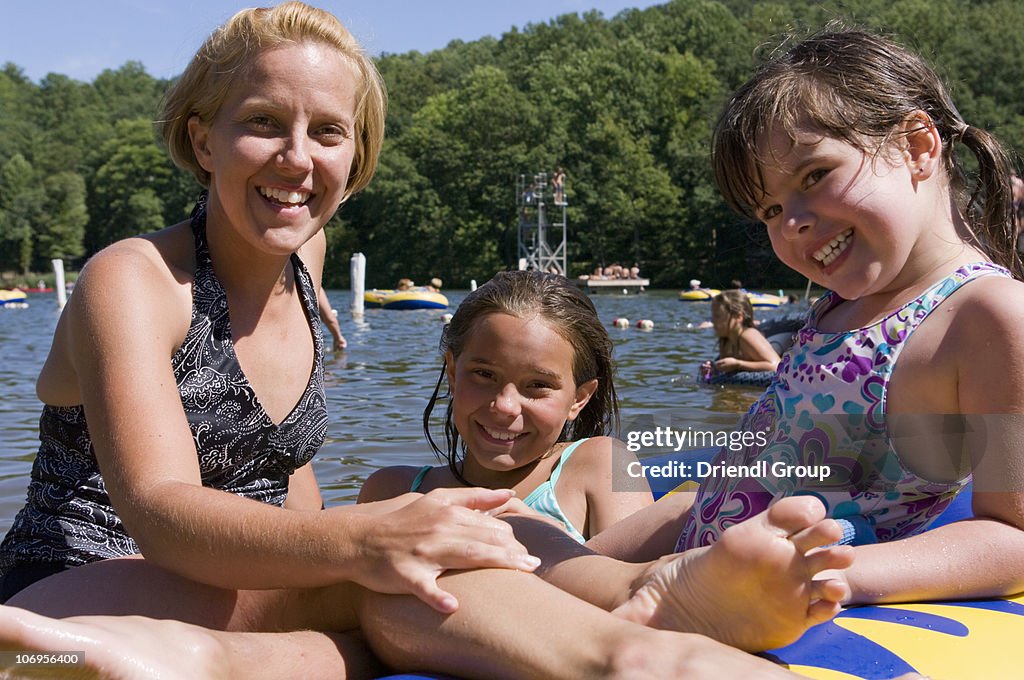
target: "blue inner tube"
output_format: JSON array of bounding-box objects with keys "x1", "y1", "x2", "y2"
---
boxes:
[{"x1": 706, "y1": 370, "x2": 776, "y2": 387}]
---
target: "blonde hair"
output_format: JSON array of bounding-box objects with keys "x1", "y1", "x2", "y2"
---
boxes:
[
  {"x1": 159, "y1": 1, "x2": 386, "y2": 200},
  {"x1": 712, "y1": 290, "x2": 755, "y2": 328}
]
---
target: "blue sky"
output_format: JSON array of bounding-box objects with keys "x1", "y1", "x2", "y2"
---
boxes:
[{"x1": 3, "y1": 0, "x2": 664, "y2": 83}]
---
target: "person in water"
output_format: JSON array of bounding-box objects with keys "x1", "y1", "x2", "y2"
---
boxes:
[{"x1": 700, "y1": 289, "x2": 781, "y2": 379}]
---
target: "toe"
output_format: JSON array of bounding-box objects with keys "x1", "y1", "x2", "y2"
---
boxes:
[{"x1": 765, "y1": 496, "x2": 827, "y2": 536}]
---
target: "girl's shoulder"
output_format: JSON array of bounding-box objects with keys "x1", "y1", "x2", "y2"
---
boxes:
[
  {"x1": 947, "y1": 274, "x2": 1024, "y2": 329},
  {"x1": 740, "y1": 325, "x2": 769, "y2": 340},
  {"x1": 943, "y1": 276, "x2": 1024, "y2": 412},
  {"x1": 559, "y1": 436, "x2": 642, "y2": 486},
  {"x1": 359, "y1": 465, "x2": 436, "y2": 503}
]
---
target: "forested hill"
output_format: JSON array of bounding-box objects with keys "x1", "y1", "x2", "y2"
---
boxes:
[{"x1": 2, "y1": 0, "x2": 1022, "y2": 288}]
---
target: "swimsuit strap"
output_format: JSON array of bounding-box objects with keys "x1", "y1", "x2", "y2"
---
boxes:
[
  {"x1": 190, "y1": 196, "x2": 214, "y2": 274},
  {"x1": 547, "y1": 438, "x2": 589, "y2": 487},
  {"x1": 410, "y1": 465, "x2": 433, "y2": 492}
]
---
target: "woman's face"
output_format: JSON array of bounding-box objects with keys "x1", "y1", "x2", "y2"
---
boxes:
[{"x1": 189, "y1": 41, "x2": 358, "y2": 257}]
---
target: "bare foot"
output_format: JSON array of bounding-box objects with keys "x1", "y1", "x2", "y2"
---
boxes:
[
  {"x1": 0, "y1": 605, "x2": 229, "y2": 679},
  {"x1": 612, "y1": 496, "x2": 853, "y2": 651}
]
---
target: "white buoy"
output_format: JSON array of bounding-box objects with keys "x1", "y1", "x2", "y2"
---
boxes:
[
  {"x1": 52, "y1": 259, "x2": 67, "y2": 309},
  {"x1": 350, "y1": 253, "x2": 365, "y2": 318},
  {"x1": 636, "y1": 319, "x2": 654, "y2": 330},
  {"x1": 441, "y1": 313, "x2": 453, "y2": 324},
  {"x1": 612, "y1": 318, "x2": 629, "y2": 329},
  {"x1": 470, "y1": 279, "x2": 478, "y2": 292}
]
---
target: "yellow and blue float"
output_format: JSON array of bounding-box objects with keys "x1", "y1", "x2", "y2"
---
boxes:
[
  {"x1": 644, "y1": 447, "x2": 1024, "y2": 679},
  {"x1": 364, "y1": 288, "x2": 448, "y2": 310},
  {"x1": 0, "y1": 289, "x2": 27, "y2": 307},
  {"x1": 679, "y1": 287, "x2": 721, "y2": 301},
  {"x1": 678, "y1": 288, "x2": 786, "y2": 307},
  {"x1": 747, "y1": 291, "x2": 787, "y2": 308}
]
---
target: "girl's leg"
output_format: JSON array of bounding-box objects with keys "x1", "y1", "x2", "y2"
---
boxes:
[
  {"x1": 357, "y1": 567, "x2": 806, "y2": 679},
  {"x1": 5, "y1": 497, "x2": 848, "y2": 674},
  {"x1": 503, "y1": 495, "x2": 852, "y2": 651}
]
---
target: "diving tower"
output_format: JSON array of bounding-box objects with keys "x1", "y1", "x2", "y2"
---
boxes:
[{"x1": 516, "y1": 170, "x2": 567, "y2": 275}]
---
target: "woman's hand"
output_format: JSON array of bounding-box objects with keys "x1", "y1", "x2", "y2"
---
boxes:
[{"x1": 348, "y1": 488, "x2": 541, "y2": 613}]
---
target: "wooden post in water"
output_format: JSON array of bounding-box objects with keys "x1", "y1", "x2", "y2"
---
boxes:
[
  {"x1": 52, "y1": 259, "x2": 67, "y2": 309},
  {"x1": 350, "y1": 252, "x2": 365, "y2": 318}
]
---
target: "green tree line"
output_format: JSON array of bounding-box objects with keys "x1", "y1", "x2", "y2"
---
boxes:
[{"x1": 2, "y1": 0, "x2": 1022, "y2": 288}]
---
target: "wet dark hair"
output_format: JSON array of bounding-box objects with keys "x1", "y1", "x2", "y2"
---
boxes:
[
  {"x1": 712, "y1": 26, "x2": 1023, "y2": 280},
  {"x1": 423, "y1": 270, "x2": 619, "y2": 484}
]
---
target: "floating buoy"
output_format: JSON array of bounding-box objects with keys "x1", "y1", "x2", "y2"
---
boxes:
[
  {"x1": 612, "y1": 318, "x2": 629, "y2": 328},
  {"x1": 636, "y1": 319, "x2": 654, "y2": 330},
  {"x1": 441, "y1": 313, "x2": 453, "y2": 324}
]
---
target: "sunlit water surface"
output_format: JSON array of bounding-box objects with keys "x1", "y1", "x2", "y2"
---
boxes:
[{"x1": 0, "y1": 288, "x2": 808, "y2": 532}]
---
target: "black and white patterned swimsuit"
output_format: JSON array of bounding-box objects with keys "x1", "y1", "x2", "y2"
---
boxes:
[{"x1": 0, "y1": 204, "x2": 328, "y2": 588}]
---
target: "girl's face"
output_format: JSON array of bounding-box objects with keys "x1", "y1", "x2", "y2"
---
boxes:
[
  {"x1": 753, "y1": 123, "x2": 940, "y2": 301},
  {"x1": 447, "y1": 313, "x2": 597, "y2": 475},
  {"x1": 188, "y1": 42, "x2": 357, "y2": 258},
  {"x1": 711, "y1": 304, "x2": 741, "y2": 337}
]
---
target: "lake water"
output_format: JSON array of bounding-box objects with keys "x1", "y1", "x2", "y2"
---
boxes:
[{"x1": 0, "y1": 287, "x2": 808, "y2": 532}]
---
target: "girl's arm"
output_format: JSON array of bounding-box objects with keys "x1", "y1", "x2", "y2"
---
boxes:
[
  {"x1": 586, "y1": 491, "x2": 695, "y2": 561},
  {"x1": 840, "y1": 284, "x2": 1024, "y2": 603},
  {"x1": 715, "y1": 328, "x2": 780, "y2": 373},
  {"x1": 359, "y1": 466, "x2": 425, "y2": 503},
  {"x1": 66, "y1": 244, "x2": 538, "y2": 612},
  {"x1": 564, "y1": 437, "x2": 654, "y2": 539}
]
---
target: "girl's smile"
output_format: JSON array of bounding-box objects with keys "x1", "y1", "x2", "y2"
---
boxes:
[{"x1": 754, "y1": 124, "x2": 949, "y2": 305}]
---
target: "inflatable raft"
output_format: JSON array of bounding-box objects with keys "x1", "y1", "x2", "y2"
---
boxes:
[
  {"x1": 747, "y1": 291, "x2": 787, "y2": 308},
  {"x1": 643, "y1": 448, "x2": 1024, "y2": 679},
  {"x1": 679, "y1": 288, "x2": 786, "y2": 307},
  {"x1": 0, "y1": 289, "x2": 27, "y2": 307},
  {"x1": 679, "y1": 287, "x2": 721, "y2": 301},
  {"x1": 364, "y1": 289, "x2": 448, "y2": 310}
]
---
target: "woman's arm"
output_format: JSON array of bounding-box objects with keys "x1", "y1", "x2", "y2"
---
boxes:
[
  {"x1": 316, "y1": 287, "x2": 347, "y2": 350},
  {"x1": 65, "y1": 241, "x2": 538, "y2": 612},
  {"x1": 299, "y1": 232, "x2": 346, "y2": 350},
  {"x1": 284, "y1": 463, "x2": 324, "y2": 511}
]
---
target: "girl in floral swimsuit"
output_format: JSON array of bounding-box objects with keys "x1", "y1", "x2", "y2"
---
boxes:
[{"x1": 596, "y1": 28, "x2": 1024, "y2": 607}]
